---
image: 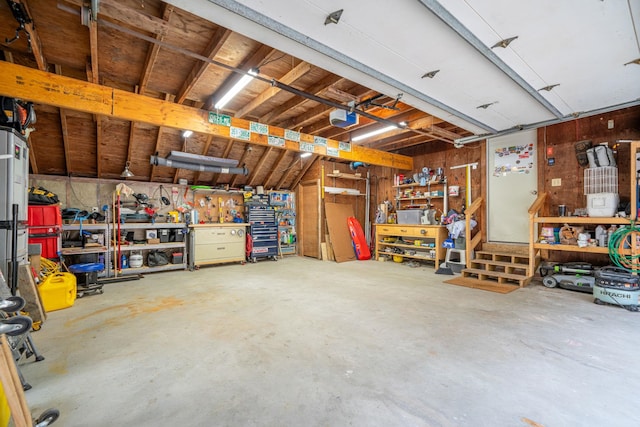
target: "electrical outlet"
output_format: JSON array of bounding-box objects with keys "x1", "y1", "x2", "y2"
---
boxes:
[
  {"x1": 551, "y1": 178, "x2": 561, "y2": 187},
  {"x1": 91, "y1": 206, "x2": 99, "y2": 212}
]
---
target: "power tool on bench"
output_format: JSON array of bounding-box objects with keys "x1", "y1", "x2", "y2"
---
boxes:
[{"x1": 539, "y1": 262, "x2": 595, "y2": 293}]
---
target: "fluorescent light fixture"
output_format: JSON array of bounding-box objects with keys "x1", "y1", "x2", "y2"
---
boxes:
[
  {"x1": 182, "y1": 130, "x2": 193, "y2": 138},
  {"x1": 300, "y1": 152, "x2": 312, "y2": 158},
  {"x1": 352, "y1": 125, "x2": 399, "y2": 142},
  {"x1": 214, "y1": 68, "x2": 258, "y2": 110}
]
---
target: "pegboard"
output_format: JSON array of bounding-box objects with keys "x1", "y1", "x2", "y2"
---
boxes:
[{"x1": 192, "y1": 191, "x2": 245, "y2": 224}]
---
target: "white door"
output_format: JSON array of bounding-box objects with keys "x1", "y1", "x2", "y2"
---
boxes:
[{"x1": 487, "y1": 130, "x2": 538, "y2": 243}]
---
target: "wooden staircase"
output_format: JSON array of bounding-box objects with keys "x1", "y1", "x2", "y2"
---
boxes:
[
  {"x1": 461, "y1": 244, "x2": 537, "y2": 289},
  {"x1": 442, "y1": 197, "x2": 539, "y2": 293}
]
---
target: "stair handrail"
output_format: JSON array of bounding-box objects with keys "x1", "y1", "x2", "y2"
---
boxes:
[
  {"x1": 528, "y1": 192, "x2": 548, "y2": 278},
  {"x1": 465, "y1": 197, "x2": 484, "y2": 266}
]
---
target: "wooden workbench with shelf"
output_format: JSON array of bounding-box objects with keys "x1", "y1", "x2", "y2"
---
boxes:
[{"x1": 375, "y1": 224, "x2": 448, "y2": 266}]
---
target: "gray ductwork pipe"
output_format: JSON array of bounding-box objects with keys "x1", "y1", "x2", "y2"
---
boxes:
[{"x1": 150, "y1": 155, "x2": 249, "y2": 175}]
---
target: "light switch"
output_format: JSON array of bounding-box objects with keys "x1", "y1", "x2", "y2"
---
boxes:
[{"x1": 551, "y1": 178, "x2": 561, "y2": 187}]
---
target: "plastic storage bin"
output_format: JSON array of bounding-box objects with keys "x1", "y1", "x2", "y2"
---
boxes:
[
  {"x1": 159, "y1": 229, "x2": 170, "y2": 243},
  {"x1": 172, "y1": 252, "x2": 183, "y2": 264},
  {"x1": 28, "y1": 234, "x2": 59, "y2": 259},
  {"x1": 38, "y1": 272, "x2": 76, "y2": 312},
  {"x1": 28, "y1": 205, "x2": 62, "y2": 228},
  {"x1": 397, "y1": 209, "x2": 423, "y2": 225},
  {"x1": 587, "y1": 193, "x2": 619, "y2": 217}
]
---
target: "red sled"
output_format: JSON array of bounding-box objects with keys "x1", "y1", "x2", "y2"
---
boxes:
[{"x1": 347, "y1": 216, "x2": 371, "y2": 260}]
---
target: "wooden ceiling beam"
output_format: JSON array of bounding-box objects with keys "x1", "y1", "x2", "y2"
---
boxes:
[
  {"x1": 246, "y1": 146, "x2": 273, "y2": 187},
  {"x1": 260, "y1": 75, "x2": 343, "y2": 123},
  {"x1": 0, "y1": 62, "x2": 412, "y2": 170},
  {"x1": 234, "y1": 61, "x2": 312, "y2": 118},
  {"x1": 175, "y1": 27, "x2": 232, "y2": 104},
  {"x1": 139, "y1": 4, "x2": 174, "y2": 94},
  {"x1": 262, "y1": 149, "x2": 288, "y2": 189}
]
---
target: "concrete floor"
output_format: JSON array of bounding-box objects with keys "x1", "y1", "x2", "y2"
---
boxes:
[{"x1": 19, "y1": 257, "x2": 640, "y2": 427}]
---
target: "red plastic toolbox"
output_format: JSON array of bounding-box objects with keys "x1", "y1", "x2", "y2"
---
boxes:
[{"x1": 28, "y1": 205, "x2": 62, "y2": 227}]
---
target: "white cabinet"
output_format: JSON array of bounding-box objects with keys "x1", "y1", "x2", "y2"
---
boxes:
[{"x1": 189, "y1": 224, "x2": 248, "y2": 268}]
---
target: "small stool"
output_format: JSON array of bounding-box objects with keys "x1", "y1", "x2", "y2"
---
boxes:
[
  {"x1": 68, "y1": 263, "x2": 104, "y2": 298},
  {"x1": 445, "y1": 248, "x2": 467, "y2": 273}
]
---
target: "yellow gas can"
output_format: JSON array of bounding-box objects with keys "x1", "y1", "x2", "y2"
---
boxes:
[{"x1": 38, "y1": 273, "x2": 77, "y2": 312}]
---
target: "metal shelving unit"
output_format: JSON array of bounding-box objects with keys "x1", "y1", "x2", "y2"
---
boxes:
[
  {"x1": 111, "y1": 222, "x2": 188, "y2": 275},
  {"x1": 269, "y1": 190, "x2": 297, "y2": 257},
  {"x1": 62, "y1": 222, "x2": 110, "y2": 277}
]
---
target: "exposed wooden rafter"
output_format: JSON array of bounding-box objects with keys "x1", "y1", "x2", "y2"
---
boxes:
[
  {"x1": 65, "y1": 0, "x2": 185, "y2": 38},
  {"x1": 60, "y1": 108, "x2": 71, "y2": 175},
  {"x1": 204, "y1": 45, "x2": 276, "y2": 110},
  {"x1": 210, "y1": 139, "x2": 235, "y2": 185},
  {"x1": 246, "y1": 146, "x2": 273, "y2": 187},
  {"x1": 262, "y1": 149, "x2": 288, "y2": 189},
  {"x1": 276, "y1": 155, "x2": 303, "y2": 189},
  {"x1": 125, "y1": 85, "x2": 140, "y2": 166},
  {"x1": 234, "y1": 61, "x2": 312, "y2": 118},
  {"x1": 175, "y1": 27, "x2": 232, "y2": 104},
  {"x1": 229, "y1": 144, "x2": 251, "y2": 188},
  {"x1": 12, "y1": 0, "x2": 46, "y2": 71},
  {"x1": 192, "y1": 134, "x2": 215, "y2": 184},
  {"x1": 290, "y1": 155, "x2": 320, "y2": 190},
  {"x1": 259, "y1": 75, "x2": 343, "y2": 123},
  {"x1": 139, "y1": 4, "x2": 174, "y2": 94}
]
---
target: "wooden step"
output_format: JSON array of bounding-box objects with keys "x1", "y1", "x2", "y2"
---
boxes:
[
  {"x1": 469, "y1": 259, "x2": 531, "y2": 275},
  {"x1": 475, "y1": 250, "x2": 529, "y2": 265},
  {"x1": 443, "y1": 276, "x2": 519, "y2": 294},
  {"x1": 480, "y1": 242, "x2": 529, "y2": 255},
  {"x1": 462, "y1": 267, "x2": 531, "y2": 287}
]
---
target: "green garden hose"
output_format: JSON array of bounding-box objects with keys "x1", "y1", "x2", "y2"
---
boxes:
[{"x1": 608, "y1": 221, "x2": 640, "y2": 273}]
